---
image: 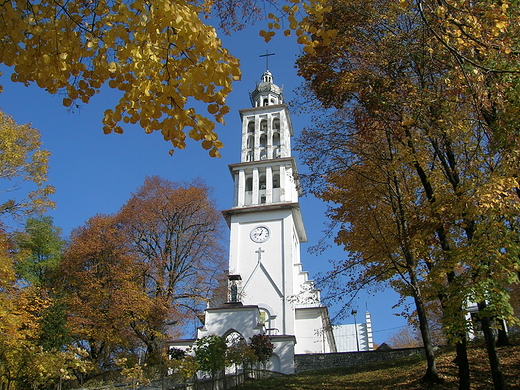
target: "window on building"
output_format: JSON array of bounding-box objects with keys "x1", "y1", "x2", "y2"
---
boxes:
[
  {"x1": 273, "y1": 132, "x2": 280, "y2": 146},
  {"x1": 273, "y1": 174, "x2": 280, "y2": 188},
  {"x1": 225, "y1": 331, "x2": 246, "y2": 348},
  {"x1": 260, "y1": 134, "x2": 267, "y2": 148},
  {"x1": 260, "y1": 119, "x2": 267, "y2": 132},
  {"x1": 273, "y1": 118, "x2": 280, "y2": 131},
  {"x1": 259, "y1": 176, "x2": 266, "y2": 190}
]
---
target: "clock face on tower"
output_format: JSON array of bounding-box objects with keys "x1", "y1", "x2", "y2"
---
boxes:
[{"x1": 250, "y1": 225, "x2": 270, "y2": 243}]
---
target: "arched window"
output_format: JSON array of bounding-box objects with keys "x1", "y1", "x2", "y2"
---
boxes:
[
  {"x1": 273, "y1": 118, "x2": 280, "y2": 131},
  {"x1": 260, "y1": 119, "x2": 267, "y2": 132},
  {"x1": 247, "y1": 135, "x2": 254, "y2": 149},
  {"x1": 248, "y1": 121, "x2": 255, "y2": 133},
  {"x1": 260, "y1": 134, "x2": 267, "y2": 148},
  {"x1": 225, "y1": 331, "x2": 246, "y2": 348},
  {"x1": 259, "y1": 308, "x2": 272, "y2": 333},
  {"x1": 259, "y1": 175, "x2": 266, "y2": 203},
  {"x1": 246, "y1": 177, "x2": 253, "y2": 192},
  {"x1": 263, "y1": 98, "x2": 268, "y2": 106},
  {"x1": 273, "y1": 132, "x2": 280, "y2": 146},
  {"x1": 273, "y1": 174, "x2": 280, "y2": 188},
  {"x1": 259, "y1": 175, "x2": 266, "y2": 190}
]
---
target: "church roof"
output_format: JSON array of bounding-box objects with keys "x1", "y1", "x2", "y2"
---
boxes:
[{"x1": 250, "y1": 70, "x2": 283, "y2": 106}]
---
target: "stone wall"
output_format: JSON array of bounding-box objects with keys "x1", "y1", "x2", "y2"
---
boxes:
[{"x1": 294, "y1": 347, "x2": 425, "y2": 373}]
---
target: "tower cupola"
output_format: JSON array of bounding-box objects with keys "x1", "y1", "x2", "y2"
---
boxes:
[{"x1": 250, "y1": 70, "x2": 284, "y2": 107}]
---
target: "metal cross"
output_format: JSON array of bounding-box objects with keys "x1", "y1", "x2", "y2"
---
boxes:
[
  {"x1": 255, "y1": 247, "x2": 265, "y2": 263},
  {"x1": 260, "y1": 50, "x2": 276, "y2": 70}
]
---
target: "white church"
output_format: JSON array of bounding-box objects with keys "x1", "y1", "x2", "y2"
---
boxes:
[{"x1": 169, "y1": 69, "x2": 373, "y2": 374}]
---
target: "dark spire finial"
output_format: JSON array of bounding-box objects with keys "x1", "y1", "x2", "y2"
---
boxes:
[{"x1": 259, "y1": 50, "x2": 276, "y2": 71}]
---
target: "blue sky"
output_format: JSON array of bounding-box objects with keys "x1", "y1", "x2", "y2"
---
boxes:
[{"x1": 0, "y1": 22, "x2": 408, "y2": 345}]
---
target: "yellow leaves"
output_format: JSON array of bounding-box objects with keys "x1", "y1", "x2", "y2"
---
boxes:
[
  {"x1": 207, "y1": 104, "x2": 219, "y2": 115},
  {"x1": 1, "y1": 0, "x2": 240, "y2": 156},
  {"x1": 401, "y1": 116, "x2": 415, "y2": 127},
  {"x1": 259, "y1": 29, "x2": 276, "y2": 42},
  {"x1": 492, "y1": 19, "x2": 508, "y2": 36},
  {"x1": 0, "y1": 109, "x2": 55, "y2": 219},
  {"x1": 201, "y1": 140, "x2": 213, "y2": 150}
]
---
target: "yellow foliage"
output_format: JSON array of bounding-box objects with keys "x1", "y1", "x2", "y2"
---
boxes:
[
  {"x1": 0, "y1": 0, "x2": 242, "y2": 155},
  {"x1": 0, "y1": 109, "x2": 55, "y2": 221}
]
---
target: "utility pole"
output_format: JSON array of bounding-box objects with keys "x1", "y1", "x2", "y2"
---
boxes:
[{"x1": 352, "y1": 309, "x2": 359, "y2": 352}]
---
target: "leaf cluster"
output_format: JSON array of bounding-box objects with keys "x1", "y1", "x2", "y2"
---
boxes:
[{"x1": 1, "y1": 0, "x2": 243, "y2": 155}]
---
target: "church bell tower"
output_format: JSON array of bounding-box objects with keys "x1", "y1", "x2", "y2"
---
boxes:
[
  {"x1": 170, "y1": 69, "x2": 336, "y2": 374},
  {"x1": 222, "y1": 70, "x2": 335, "y2": 354}
]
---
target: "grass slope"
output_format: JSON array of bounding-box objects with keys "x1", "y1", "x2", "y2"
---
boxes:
[{"x1": 244, "y1": 340, "x2": 520, "y2": 389}]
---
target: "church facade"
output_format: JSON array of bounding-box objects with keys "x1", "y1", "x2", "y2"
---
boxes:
[{"x1": 169, "y1": 70, "x2": 337, "y2": 374}]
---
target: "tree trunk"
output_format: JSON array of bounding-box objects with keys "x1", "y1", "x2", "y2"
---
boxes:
[
  {"x1": 409, "y1": 272, "x2": 442, "y2": 383},
  {"x1": 455, "y1": 337, "x2": 470, "y2": 390},
  {"x1": 478, "y1": 302, "x2": 506, "y2": 390},
  {"x1": 496, "y1": 319, "x2": 510, "y2": 347}
]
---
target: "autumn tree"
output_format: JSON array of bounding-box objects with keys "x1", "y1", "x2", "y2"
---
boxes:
[
  {"x1": 299, "y1": 108, "x2": 444, "y2": 383},
  {"x1": 249, "y1": 334, "x2": 274, "y2": 373},
  {"x1": 0, "y1": 109, "x2": 54, "y2": 221},
  {"x1": 293, "y1": 1, "x2": 520, "y2": 389},
  {"x1": 0, "y1": 226, "x2": 87, "y2": 390},
  {"x1": 59, "y1": 214, "x2": 143, "y2": 377},
  {"x1": 117, "y1": 176, "x2": 227, "y2": 364},
  {"x1": 388, "y1": 327, "x2": 423, "y2": 349}
]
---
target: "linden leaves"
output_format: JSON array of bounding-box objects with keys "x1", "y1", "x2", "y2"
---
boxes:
[{"x1": 1, "y1": 0, "x2": 241, "y2": 156}]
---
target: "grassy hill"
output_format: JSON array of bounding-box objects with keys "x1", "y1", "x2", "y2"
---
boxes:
[{"x1": 243, "y1": 340, "x2": 520, "y2": 389}]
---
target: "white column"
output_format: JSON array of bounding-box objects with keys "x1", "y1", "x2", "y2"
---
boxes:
[
  {"x1": 267, "y1": 114, "x2": 273, "y2": 159},
  {"x1": 266, "y1": 166, "x2": 273, "y2": 204},
  {"x1": 241, "y1": 118, "x2": 248, "y2": 162},
  {"x1": 237, "y1": 169, "x2": 245, "y2": 207},
  {"x1": 254, "y1": 117, "x2": 260, "y2": 161},
  {"x1": 279, "y1": 165, "x2": 286, "y2": 202},
  {"x1": 252, "y1": 168, "x2": 259, "y2": 205}
]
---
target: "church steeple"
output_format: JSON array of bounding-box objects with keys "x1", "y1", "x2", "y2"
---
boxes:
[
  {"x1": 168, "y1": 67, "x2": 337, "y2": 373},
  {"x1": 228, "y1": 71, "x2": 301, "y2": 210},
  {"x1": 249, "y1": 70, "x2": 284, "y2": 107}
]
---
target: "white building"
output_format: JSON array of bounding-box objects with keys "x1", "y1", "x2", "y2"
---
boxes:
[
  {"x1": 333, "y1": 312, "x2": 374, "y2": 352},
  {"x1": 169, "y1": 69, "x2": 336, "y2": 374}
]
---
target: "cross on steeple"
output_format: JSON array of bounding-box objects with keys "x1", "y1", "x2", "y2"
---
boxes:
[{"x1": 260, "y1": 50, "x2": 276, "y2": 71}]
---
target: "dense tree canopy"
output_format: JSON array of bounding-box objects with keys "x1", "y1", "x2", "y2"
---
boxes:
[
  {"x1": 59, "y1": 214, "x2": 141, "y2": 374},
  {"x1": 118, "y1": 176, "x2": 226, "y2": 360},
  {"x1": 293, "y1": 0, "x2": 520, "y2": 388}
]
